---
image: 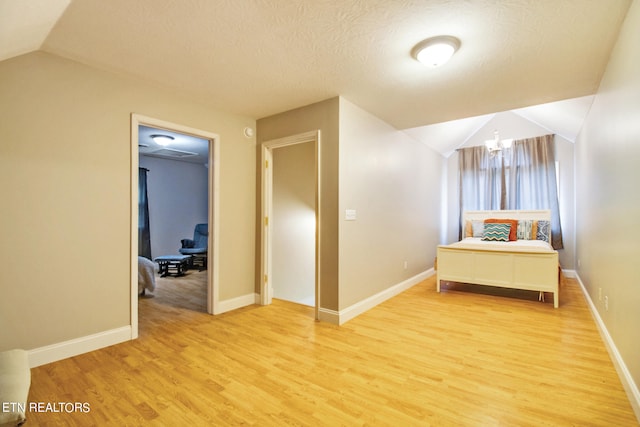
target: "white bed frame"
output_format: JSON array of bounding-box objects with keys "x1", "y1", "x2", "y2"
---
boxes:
[{"x1": 436, "y1": 210, "x2": 559, "y2": 308}]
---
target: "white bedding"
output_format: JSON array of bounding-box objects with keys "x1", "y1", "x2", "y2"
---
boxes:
[
  {"x1": 447, "y1": 237, "x2": 554, "y2": 253},
  {"x1": 138, "y1": 256, "x2": 157, "y2": 295}
]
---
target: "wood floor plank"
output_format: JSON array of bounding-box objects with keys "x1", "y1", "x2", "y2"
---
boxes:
[{"x1": 26, "y1": 270, "x2": 638, "y2": 426}]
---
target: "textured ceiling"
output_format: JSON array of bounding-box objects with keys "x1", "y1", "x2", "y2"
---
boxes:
[
  {"x1": 0, "y1": 0, "x2": 632, "y2": 153},
  {"x1": 138, "y1": 125, "x2": 209, "y2": 165}
]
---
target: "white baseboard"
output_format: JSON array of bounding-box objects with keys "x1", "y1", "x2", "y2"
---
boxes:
[
  {"x1": 318, "y1": 307, "x2": 340, "y2": 324},
  {"x1": 23, "y1": 271, "x2": 431, "y2": 368},
  {"x1": 335, "y1": 268, "x2": 435, "y2": 325},
  {"x1": 575, "y1": 273, "x2": 640, "y2": 422},
  {"x1": 561, "y1": 268, "x2": 576, "y2": 279},
  {"x1": 27, "y1": 326, "x2": 132, "y2": 368},
  {"x1": 215, "y1": 293, "x2": 259, "y2": 314},
  {"x1": 28, "y1": 292, "x2": 259, "y2": 367}
]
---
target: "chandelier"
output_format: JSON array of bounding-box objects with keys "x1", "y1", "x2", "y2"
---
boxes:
[{"x1": 485, "y1": 130, "x2": 513, "y2": 154}]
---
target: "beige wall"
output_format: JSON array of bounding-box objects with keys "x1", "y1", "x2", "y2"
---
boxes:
[
  {"x1": 256, "y1": 98, "x2": 340, "y2": 311},
  {"x1": 272, "y1": 142, "x2": 316, "y2": 305},
  {"x1": 258, "y1": 97, "x2": 443, "y2": 312},
  {"x1": 445, "y1": 111, "x2": 576, "y2": 269},
  {"x1": 0, "y1": 51, "x2": 256, "y2": 351},
  {"x1": 338, "y1": 98, "x2": 442, "y2": 309},
  {"x1": 575, "y1": 0, "x2": 640, "y2": 405}
]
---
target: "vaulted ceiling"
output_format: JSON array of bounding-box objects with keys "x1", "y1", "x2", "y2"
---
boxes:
[{"x1": 1, "y1": 0, "x2": 632, "y2": 155}]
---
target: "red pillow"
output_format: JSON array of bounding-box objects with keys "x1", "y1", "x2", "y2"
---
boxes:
[{"x1": 484, "y1": 219, "x2": 518, "y2": 241}]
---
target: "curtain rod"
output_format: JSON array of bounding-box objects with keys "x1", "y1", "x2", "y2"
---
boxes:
[{"x1": 454, "y1": 133, "x2": 555, "y2": 152}]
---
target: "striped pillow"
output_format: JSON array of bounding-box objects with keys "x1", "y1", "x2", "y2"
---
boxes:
[
  {"x1": 517, "y1": 220, "x2": 534, "y2": 240},
  {"x1": 482, "y1": 223, "x2": 511, "y2": 241},
  {"x1": 484, "y1": 218, "x2": 518, "y2": 240}
]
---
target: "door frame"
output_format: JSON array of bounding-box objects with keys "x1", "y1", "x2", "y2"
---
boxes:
[
  {"x1": 130, "y1": 114, "x2": 221, "y2": 338},
  {"x1": 261, "y1": 130, "x2": 321, "y2": 319}
]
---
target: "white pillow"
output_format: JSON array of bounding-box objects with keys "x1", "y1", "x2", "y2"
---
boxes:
[{"x1": 0, "y1": 349, "x2": 31, "y2": 427}]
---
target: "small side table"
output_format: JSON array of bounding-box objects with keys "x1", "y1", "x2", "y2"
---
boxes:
[{"x1": 154, "y1": 255, "x2": 191, "y2": 277}]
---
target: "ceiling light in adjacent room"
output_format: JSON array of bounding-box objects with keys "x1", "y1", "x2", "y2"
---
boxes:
[
  {"x1": 150, "y1": 134, "x2": 175, "y2": 146},
  {"x1": 412, "y1": 36, "x2": 461, "y2": 68}
]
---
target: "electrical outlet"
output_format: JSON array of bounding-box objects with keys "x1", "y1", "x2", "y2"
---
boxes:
[
  {"x1": 403, "y1": 261, "x2": 408, "y2": 270},
  {"x1": 604, "y1": 296, "x2": 609, "y2": 311}
]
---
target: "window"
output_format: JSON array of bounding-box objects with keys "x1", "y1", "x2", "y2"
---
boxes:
[{"x1": 459, "y1": 134, "x2": 563, "y2": 249}]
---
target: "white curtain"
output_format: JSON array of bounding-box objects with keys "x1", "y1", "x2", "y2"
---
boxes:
[
  {"x1": 458, "y1": 134, "x2": 563, "y2": 249},
  {"x1": 506, "y1": 134, "x2": 563, "y2": 249},
  {"x1": 458, "y1": 145, "x2": 501, "y2": 240},
  {"x1": 458, "y1": 145, "x2": 503, "y2": 212}
]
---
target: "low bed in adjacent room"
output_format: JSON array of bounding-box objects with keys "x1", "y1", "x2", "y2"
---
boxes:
[
  {"x1": 436, "y1": 210, "x2": 559, "y2": 307},
  {"x1": 138, "y1": 256, "x2": 157, "y2": 295}
]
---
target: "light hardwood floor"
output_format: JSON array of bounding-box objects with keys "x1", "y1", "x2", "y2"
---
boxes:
[{"x1": 27, "y1": 271, "x2": 638, "y2": 426}]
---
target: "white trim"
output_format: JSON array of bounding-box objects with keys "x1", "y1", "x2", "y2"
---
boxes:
[
  {"x1": 317, "y1": 307, "x2": 340, "y2": 324},
  {"x1": 27, "y1": 327, "x2": 131, "y2": 368},
  {"x1": 264, "y1": 130, "x2": 320, "y2": 148},
  {"x1": 575, "y1": 273, "x2": 640, "y2": 422},
  {"x1": 216, "y1": 293, "x2": 259, "y2": 314},
  {"x1": 130, "y1": 122, "x2": 140, "y2": 339},
  {"x1": 260, "y1": 144, "x2": 273, "y2": 307},
  {"x1": 209, "y1": 126, "x2": 222, "y2": 315},
  {"x1": 335, "y1": 269, "x2": 435, "y2": 325},
  {"x1": 561, "y1": 269, "x2": 576, "y2": 279}
]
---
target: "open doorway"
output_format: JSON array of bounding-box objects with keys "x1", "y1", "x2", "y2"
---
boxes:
[
  {"x1": 272, "y1": 141, "x2": 316, "y2": 306},
  {"x1": 138, "y1": 125, "x2": 209, "y2": 313},
  {"x1": 261, "y1": 131, "x2": 320, "y2": 319},
  {"x1": 130, "y1": 114, "x2": 220, "y2": 339}
]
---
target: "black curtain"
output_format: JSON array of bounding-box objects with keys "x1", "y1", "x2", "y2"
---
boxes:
[{"x1": 138, "y1": 168, "x2": 152, "y2": 259}]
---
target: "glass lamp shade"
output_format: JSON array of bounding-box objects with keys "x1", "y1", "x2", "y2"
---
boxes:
[
  {"x1": 150, "y1": 135, "x2": 174, "y2": 146},
  {"x1": 413, "y1": 36, "x2": 460, "y2": 68},
  {"x1": 416, "y1": 43, "x2": 456, "y2": 67}
]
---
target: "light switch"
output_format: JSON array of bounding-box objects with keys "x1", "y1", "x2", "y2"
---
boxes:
[{"x1": 345, "y1": 209, "x2": 357, "y2": 221}]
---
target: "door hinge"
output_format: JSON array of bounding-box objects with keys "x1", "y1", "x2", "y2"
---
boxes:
[
  {"x1": 265, "y1": 160, "x2": 269, "y2": 168},
  {"x1": 265, "y1": 216, "x2": 269, "y2": 226},
  {"x1": 264, "y1": 274, "x2": 268, "y2": 283}
]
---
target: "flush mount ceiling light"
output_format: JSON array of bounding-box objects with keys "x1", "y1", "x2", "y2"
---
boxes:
[
  {"x1": 412, "y1": 35, "x2": 461, "y2": 68},
  {"x1": 150, "y1": 134, "x2": 175, "y2": 146}
]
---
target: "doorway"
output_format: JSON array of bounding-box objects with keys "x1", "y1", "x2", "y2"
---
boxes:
[
  {"x1": 130, "y1": 114, "x2": 220, "y2": 339},
  {"x1": 261, "y1": 131, "x2": 320, "y2": 319}
]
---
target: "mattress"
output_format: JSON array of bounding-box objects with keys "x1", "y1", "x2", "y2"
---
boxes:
[{"x1": 444, "y1": 237, "x2": 554, "y2": 253}]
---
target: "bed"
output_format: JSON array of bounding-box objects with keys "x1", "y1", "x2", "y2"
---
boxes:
[
  {"x1": 138, "y1": 256, "x2": 157, "y2": 295},
  {"x1": 436, "y1": 210, "x2": 559, "y2": 308}
]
